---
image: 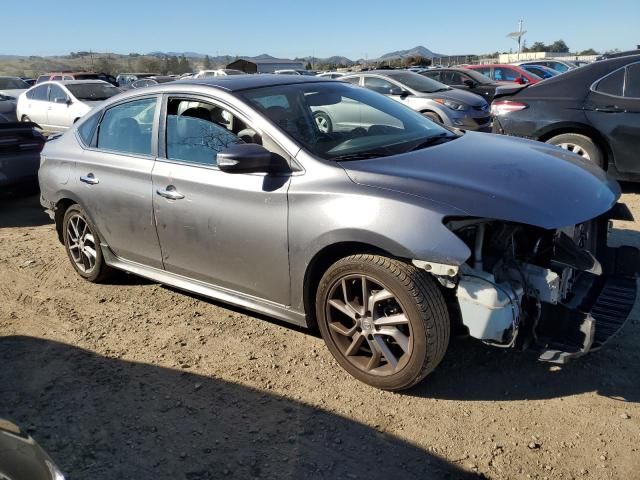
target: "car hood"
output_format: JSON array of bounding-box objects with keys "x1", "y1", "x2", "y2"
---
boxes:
[
  {"x1": 415, "y1": 88, "x2": 486, "y2": 107},
  {"x1": 0, "y1": 88, "x2": 27, "y2": 98},
  {"x1": 341, "y1": 132, "x2": 620, "y2": 229}
]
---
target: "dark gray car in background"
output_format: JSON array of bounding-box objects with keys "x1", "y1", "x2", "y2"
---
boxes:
[
  {"x1": 39, "y1": 75, "x2": 638, "y2": 390},
  {"x1": 340, "y1": 70, "x2": 491, "y2": 131}
]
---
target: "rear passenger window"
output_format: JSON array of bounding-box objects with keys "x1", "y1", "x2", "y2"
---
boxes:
[
  {"x1": 97, "y1": 98, "x2": 156, "y2": 156},
  {"x1": 595, "y1": 69, "x2": 624, "y2": 96},
  {"x1": 27, "y1": 85, "x2": 48, "y2": 101},
  {"x1": 78, "y1": 110, "x2": 101, "y2": 146},
  {"x1": 624, "y1": 63, "x2": 640, "y2": 98}
]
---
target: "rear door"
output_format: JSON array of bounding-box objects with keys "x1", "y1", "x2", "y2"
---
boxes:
[
  {"x1": 73, "y1": 95, "x2": 163, "y2": 267},
  {"x1": 22, "y1": 84, "x2": 49, "y2": 125},
  {"x1": 586, "y1": 61, "x2": 640, "y2": 174},
  {"x1": 46, "y1": 84, "x2": 72, "y2": 131},
  {"x1": 152, "y1": 94, "x2": 291, "y2": 304}
]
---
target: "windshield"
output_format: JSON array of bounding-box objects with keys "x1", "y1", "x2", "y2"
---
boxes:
[
  {"x1": 0, "y1": 77, "x2": 30, "y2": 90},
  {"x1": 66, "y1": 83, "x2": 120, "y2": 101},
  {"x1": 240, "y1": 82, "x2": 455, "y2": 161},
  {"x1": 385, "y1": 72, "x2": 450, "y2": 93},
  {"x1": 460, "y1": 69, "x2": 492, "y2": 84}
]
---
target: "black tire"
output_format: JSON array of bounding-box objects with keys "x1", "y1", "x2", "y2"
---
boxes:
[
  {"x1": 313, "y1": 111, "x2": 333, "y2": 133},
  {"x1": 21, "y1": 115, "x2": 31, "y2": 122},
  {"x1": 422, "y1": 111, "x2": 443, "y2": 124},
  {"x1": 62, "y1": 204, "x2": 112, "y2": 283},
  {"x1": 316, "y1": 254, "x2": 450, "y2": 391},
  {"x1": 546, "y1": 133, "x2": 604, "y2": 168}
]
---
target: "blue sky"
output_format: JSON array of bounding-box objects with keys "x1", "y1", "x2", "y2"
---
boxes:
[{"x1": 1, "y1": 0, "x2": 638, "y2": 59}]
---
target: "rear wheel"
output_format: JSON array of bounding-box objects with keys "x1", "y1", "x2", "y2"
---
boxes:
[
  {"x1": 316, "y1": 254, "x2": 450, "y2": 391},
  {"x1": 546, "y1": 133, "x2": 604, "y2": 168},
  {"x1": 62, "y1": 204, "x2": 112, "y2": 282}
]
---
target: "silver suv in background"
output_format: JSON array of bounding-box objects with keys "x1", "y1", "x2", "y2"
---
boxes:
[
  {"x1": 39, "y1": 75, "x2": 637, "y2": 391},
  {"x1": 341, "y1": 71, "x2": 491, "y2": 131}
]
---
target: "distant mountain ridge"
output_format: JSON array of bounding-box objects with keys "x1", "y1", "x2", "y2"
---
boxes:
[{"x1": 145, "y1": 45, "x2": 443, "y2": 65}]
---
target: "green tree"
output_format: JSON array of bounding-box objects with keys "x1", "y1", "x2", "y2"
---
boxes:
[
  {"x1": 549, "y1": 39, "x2": 569, "y2": 53},
  {"x1": 178, "y1": 55, "x2": 191, "y2": 74},
  {"x1": 203, "y1": 55, "x2": 211, "y2": 69},
  {"x1": 137, "y1": 57, "x2": 162, "y2": 73},
  {"x1": 530, "y1": 41, "x2": 548, "y2": 52},
  {"x1": 579, "y1": 48, "x2": 599, "y2": 55}
]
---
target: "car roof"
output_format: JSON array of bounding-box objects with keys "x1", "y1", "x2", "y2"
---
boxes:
[
  {"x1": 179, "y1": 74, "x2": 332, "y2": 92},
  {"x1": 39, "y1": 80, "x2": 111, "y2": 86}
]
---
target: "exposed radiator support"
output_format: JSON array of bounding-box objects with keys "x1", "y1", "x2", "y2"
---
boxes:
[{"x1": 474, "y1": 223, "x2": 486, "y2": 270}]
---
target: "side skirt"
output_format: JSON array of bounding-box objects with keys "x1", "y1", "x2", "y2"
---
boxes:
[{"x1": 101, "y1": 247, "x2": 309, "y2": 328}]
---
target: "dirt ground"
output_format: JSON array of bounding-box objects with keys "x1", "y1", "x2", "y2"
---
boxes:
[{"x1": 1, "y1": 190, "x2": 639, "y2": 480}]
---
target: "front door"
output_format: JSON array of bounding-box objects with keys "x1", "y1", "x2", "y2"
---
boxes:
[
  {"x1": 586, "y1": 62, "x2": 640, "y2": 175},
  {"x1": 73, "y1": 95, "x2": 163, "y2": 268},
  {"x1": 152, "y1": 95, "x2": 291, "y2": 304}
]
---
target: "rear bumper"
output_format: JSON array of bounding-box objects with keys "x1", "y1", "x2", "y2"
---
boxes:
[
  {"x1": 0, "y1": 152, "x2": 40, "y2": 187},
  {"x1": 537, "y1": 245, "x2": 638, "y2": 364}
]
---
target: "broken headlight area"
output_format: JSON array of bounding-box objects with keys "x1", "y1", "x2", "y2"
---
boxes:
[{"x1": 439, "y1": 208, "x2": 638, "y2": 363}]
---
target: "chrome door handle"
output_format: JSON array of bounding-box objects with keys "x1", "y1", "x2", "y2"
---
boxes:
[
  {"x1": 80, "y1": 173, "x2": 99, "y2": 185},
  {"x1": 156, "y1": 188, "x2": 185, "y2": 200}
]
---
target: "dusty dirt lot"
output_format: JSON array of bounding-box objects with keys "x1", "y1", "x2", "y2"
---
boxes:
[{"x1": 1, "y1": 190, "x2": 639, "y2": 480}]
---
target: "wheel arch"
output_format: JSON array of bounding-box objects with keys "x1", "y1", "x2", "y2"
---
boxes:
[
  {"x1": 54, "y1": 198, "x2": 77, "y2": 244},
  {"x1": 302, "y1": 241, "x2": 395, "y2": 329},
  {"x1": 536, "y1": 122, "x2": 613, "y2": 170}
]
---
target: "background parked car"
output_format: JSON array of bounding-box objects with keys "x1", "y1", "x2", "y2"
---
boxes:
[
  {"x1": 21, "y1": 78, "x2": 37, "y2": 86},
  {"x1": 35, "y1": 72, "x2": 102, "y2": 84},
  {"x1": 317, "y1": 72, "x2": 346, "y2": 79},
  {"x1": 0, "y1": 93, "x2": 18, "y2": 121},
  {"x1": 0, "y1": 76, "x2": 32, "y2": 98},
  {"x1": 193, "y1": 69, "x2": 245, "y2": 78},
  {"x1": 17, "y1": 80, "x2": 120, "y2": 133},
  {"x1": 492, "y1": 54, "x2": 640, "y2": 180},
  {"x1": 516, "y1": 59, "x2": 579, "y2": 73},
  {"x1": 420, "y1": 67, "x2": 517, "y2": 102},
  {"x1": 131, "y1": 76, "x2": 176, "y2": 88},
  {"x1": 466, "y1": 64, "x2": 542, "y2": 85},
  {"x1": 519, "y1": 64, "x2": 561, "y2": 79},
  {"x1": 341, "y1": 70, "x2": 491, "y2": 131},
  {"x1": 115, "y1": 72, "x2": 160, "y2": 90},
  {"x1": 0, "y1": 118, "x2": 45, "y2": 191},
  {"x1": 274, "y1": 69, "x2": 317, "y2": 76}
]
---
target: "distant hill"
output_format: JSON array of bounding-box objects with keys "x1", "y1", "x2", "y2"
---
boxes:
[{"x1": 372, "y1": 45, "x2": 443, "y2": 61}]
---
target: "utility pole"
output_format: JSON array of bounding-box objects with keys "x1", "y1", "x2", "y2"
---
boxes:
[{"x1": 507, "y1": 19, "x2": 527, "y2": 61}]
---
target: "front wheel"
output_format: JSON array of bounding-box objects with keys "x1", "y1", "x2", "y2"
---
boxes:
[
  {"x1": 421, "y1": 111, "x2": 443, "y2": 124},
  {"x1": 313, "y1": 111, "x2": 333, "y2": 133},
  {"x1": 316, "y1": 254, "x2": 450, "y2": 391},
  {"x1": 546, "y1": 133, "x2": 604, "y2": 168}
]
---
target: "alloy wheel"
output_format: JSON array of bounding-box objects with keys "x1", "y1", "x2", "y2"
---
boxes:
[
  {"x1": 66, "y1": 214, "x2": 98, "y2": 273},
  {"x1": 557, "y1": 142, "x2": 591, "y2": 161},
  {"x1": 325, "y1": 274, "x2": 412, "y2": 376}
]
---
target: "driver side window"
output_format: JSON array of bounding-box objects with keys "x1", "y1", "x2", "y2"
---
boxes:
[
  {"x1": 363, "y1": 77, "x2": 395, "y2": 94},
  {"x1": 165, "y1": 98, "x2": 265, "y2": 167}
]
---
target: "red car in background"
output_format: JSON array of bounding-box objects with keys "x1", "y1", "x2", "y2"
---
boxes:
[{"x1": 465, "y1": 64, "x2": 542, "y2": 85}]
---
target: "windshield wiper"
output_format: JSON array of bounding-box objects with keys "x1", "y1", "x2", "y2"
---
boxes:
[
  {"x1": 331, "y1": 151, "x2": 389, "y2": 161},
  {"x1": 407, "y1": 133, "x2": 457, "y2": 152}
]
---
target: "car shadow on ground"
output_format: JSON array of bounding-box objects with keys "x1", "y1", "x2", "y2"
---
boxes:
[
  {"x1": 0, "y1": 192, "x2": 51, "y2": 228},
  {"x1": 0, "y1": 336, "x2": 480, "y2": 480}
]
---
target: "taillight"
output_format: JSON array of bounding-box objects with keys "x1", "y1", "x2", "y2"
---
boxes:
[{"x1": 491, "y1": 101, "x2": 528, "y2": 116}]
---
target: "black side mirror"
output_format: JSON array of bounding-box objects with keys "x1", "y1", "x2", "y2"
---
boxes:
[
  {"x1": 388, "y1": 87, "x2": 407, "y2": 96},
  {"x1": 218, "y1": 143, "x2": 288, "y2": 174},
  {"x1": 463, "y1": 79, "x2": 477, "y2": 88}
]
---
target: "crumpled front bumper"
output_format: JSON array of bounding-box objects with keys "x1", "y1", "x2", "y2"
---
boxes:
[{"x1": 536, "y1": 210, "x2": 639, "y2": 364}]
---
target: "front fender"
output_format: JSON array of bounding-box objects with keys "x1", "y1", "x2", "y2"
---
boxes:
[{"x1": 288, "y1": 177, "x2": 472, "y2": 311}]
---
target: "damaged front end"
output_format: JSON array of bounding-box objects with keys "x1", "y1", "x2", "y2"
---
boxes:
[{"x1": 419, "y1": 205, "x2": 638, "y2": 364}]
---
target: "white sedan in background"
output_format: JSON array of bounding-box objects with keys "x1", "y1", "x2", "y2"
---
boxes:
[{"x1": 17, "y1": 80, "x2": 120, "y2": 132}]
